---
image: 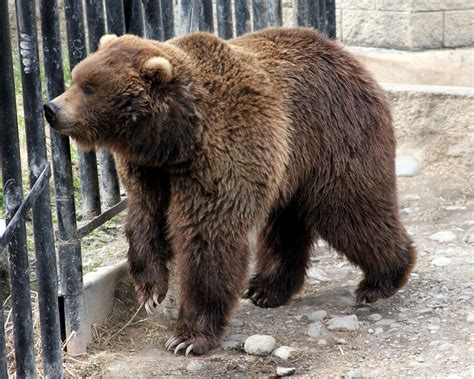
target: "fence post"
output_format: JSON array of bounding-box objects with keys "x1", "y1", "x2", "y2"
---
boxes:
[
  {"x1": 15, "y1": 0, "x2": 64, "y2": 375},
  {"x1": 199, "y1": 0, "x2": 214, "y2": 33},
  {"x1": 106, "y1": 0, "x2": 126, "y2": 36},
  {"x1": 253, "y1": 0, "x2": 269, "y2": 31},
  {"x1": 41, "y1": 0, "x2": 84, "y2": 364},
  {"x1": 234, "y1": 0, "x2": 251, "y2": 36},
  {"x1": 178, "y1": 0, "x2": 199, "y2": 36},
  {"x1": 308, "y1": 0, "x2": 320, "y2": 29},
  {"x1": 62, "y1": 0, "x2": 94, "y2": 355},
  {"x1": 124, "y1": 0, "x2": 145, "y2": 37},
  {"x1": 64, "y1": 0, "x2": 101, "y2": 218},
  {"x1": 143, "y1": 0, "x2": 164, "y2": 40},
  {"x1": 0, "y1": 2, "x2": 36, "y2": 376},
  {"x1": 216, "y1": 0, "x2": 233, "y2": 39},
  {"x1": 86, "y1": 0, "x2": 122, "y2": 208},
  {"x1": 269, "y1": 0, "x2": 283, "y2": 27},
  {"x1": 0, "y1": 277, "x2": 7, "y2": 378},
  {"x1": 319, "y1": 0, "x2": 336, "y2": 38},
  {"x1": 293, "y1": 0, "x2": 309, "y2": 26},
  {"x1": 161, "y1": 0, "x2": 175, "y2": 40}
]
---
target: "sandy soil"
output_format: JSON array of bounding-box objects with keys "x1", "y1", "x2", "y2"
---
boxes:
[{"x1": 66, "y1": 166, "x2": 474, "y2": 378}]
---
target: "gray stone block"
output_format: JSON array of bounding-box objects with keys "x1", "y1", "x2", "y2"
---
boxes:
[
  {"x1": 408, "y1": 12, "x2": 444, "y2": 49},
  {"x1": 411, "y1": 0, "x2": 474, "y2": 11},
  {"x1": 342, "y1": 10, "x2": 411, "y2": 49},
  {"x1": 376, "y1": 0, "x2": 411, "y2": 11},
  {"x1": 444, "y1": 10, "x2": 474, "y2": 47},
  {"x1": 341, "y1": 0, "x2": 375, "y2": 10}
]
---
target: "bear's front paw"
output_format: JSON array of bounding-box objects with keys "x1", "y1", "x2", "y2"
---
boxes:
[
  {"x1": 164, "y1": 333, "x2": 216, "y2": 356},
  {"x1": 133, "y1": 267, "x2": 169, "y2": 315}
]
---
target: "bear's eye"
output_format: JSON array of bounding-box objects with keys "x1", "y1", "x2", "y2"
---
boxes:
[{"x1": 83, "y1": 85, "x2": 95, "y2": 96}]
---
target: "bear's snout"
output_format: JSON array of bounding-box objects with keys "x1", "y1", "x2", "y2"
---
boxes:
[{"x1": 43, "y1": 101, "x2": 59, "y2": 127}]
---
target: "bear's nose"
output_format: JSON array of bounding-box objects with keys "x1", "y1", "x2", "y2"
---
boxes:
[{"x1": 43, "y1": 101, "x2": 59, "y2": 126}]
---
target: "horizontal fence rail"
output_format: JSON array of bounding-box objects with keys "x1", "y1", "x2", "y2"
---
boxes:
[{"x1": 0, "y1": 0, "x2": 336, "y2": 375}]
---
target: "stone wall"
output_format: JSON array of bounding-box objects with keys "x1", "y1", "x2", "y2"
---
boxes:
[{"x1": 336, "y1": 0, "x2": 474, "y2": 50}]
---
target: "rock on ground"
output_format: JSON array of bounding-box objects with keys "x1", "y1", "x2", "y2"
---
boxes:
[
  {"x1": 186, "y1": 360, "x2": 206, "y2": 373},
  {"x1": 307, "y1": 322, "x2": 322, "y2": 337},
  {"x1": 308, "y1": 310, "x2": 327, "y2": 322},
  {"x1": 396, "y1": 155, "x2": 421, "y2": 177},
  {"x1": 431, "y1": 257, "x2": 452, "y2": 266},
  {"x1": 273, "y1": 346, "x2": 296, "y2": 360},
  {"x1": 327, "y1": 315, "x2": 359, "y2": 331},
  {"x1": 429, "y1": 230, "x2": 457, "y2": 243},
  {"x1": 277, "y1": 366, "x2": 296, "y2": 376},
  {"x1": 244, "y1": 335, "x2": 276, "y2": 356}
]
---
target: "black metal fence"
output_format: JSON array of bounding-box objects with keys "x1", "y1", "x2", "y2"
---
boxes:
[{"x1": 0, "y1": 0, "x2": 335, "y2": 376}]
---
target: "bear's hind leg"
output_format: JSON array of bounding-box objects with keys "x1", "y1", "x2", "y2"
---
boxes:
[
  {"x1": 245, "y1": 201, "x2": 314, "y2": 308},
  {"x1": 316, "y1": 198, "x2": 416, "y2": 304}
]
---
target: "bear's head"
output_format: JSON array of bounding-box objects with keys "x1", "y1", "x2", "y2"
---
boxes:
[{"x1": 44, "y1": 34, "x2": 202, "y2": 165}]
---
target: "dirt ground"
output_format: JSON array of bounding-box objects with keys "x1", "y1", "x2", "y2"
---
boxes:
[{"x1": 67, "y1": 164, "x2": 474, "y2": 378}]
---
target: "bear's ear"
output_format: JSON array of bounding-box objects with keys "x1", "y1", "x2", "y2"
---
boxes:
[
  {"x1": 98, "y1": 34, "x2": 118, "y2": 50},
  {"x1": 141, "y1": 56, "x2": 173, "y2": 83}
]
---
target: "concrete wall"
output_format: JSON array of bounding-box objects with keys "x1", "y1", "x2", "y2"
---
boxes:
[{"x1": 336, "y1": 0, "x2": 474, "y2": 50}]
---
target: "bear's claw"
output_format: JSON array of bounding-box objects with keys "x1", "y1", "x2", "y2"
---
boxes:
[
  {"x1": 244, "y1": 286, "x2": 282, "y2": 308},
  {"x1": 164, "y1": 334, "x2": 213, "y2": 356},
  {"x1": 142, "y1": 292, "x2": 166, "y2": 315}
]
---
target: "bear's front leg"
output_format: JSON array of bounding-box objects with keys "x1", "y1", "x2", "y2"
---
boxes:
[
  {"x1": 126, "y1": 200, "x2": 173, "y2": 314},
  {"x1": 165, "y1": 224, "x2": 250, "y2": 355}
]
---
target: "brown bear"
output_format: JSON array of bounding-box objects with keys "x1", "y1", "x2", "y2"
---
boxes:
[{"x1": 44, "y1": 28, "x2": 416, "y2": 355}]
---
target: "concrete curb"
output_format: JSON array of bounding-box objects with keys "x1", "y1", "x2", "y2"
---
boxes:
[
  {"x1": 82, "y1": 259, "x2": 128, "y2": 345},
  {"x1": 347, "y1": 46, "x2": 474, "y2": 87},
  {"x1": 381, "y1": 82, "x2": 474, "y2": 170}
]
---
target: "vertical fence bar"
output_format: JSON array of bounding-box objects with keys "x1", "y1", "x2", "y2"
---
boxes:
[
  {"x1": 86, "y1": 0, "x2": 122, "y2": 208},
  {"x1": 62, "y1": 0, "x2": 91, "y2": 355},
  {"x1": 15, "y1": 0, "x2": 64, "y2": 375},
  {"x1": 178, "y1": 0, "x2": 199, "y2": 36},
  {"x1": 308, "y1": 0, "x2": 320, "y2": 29},
  {"x1": 199, "y1": 0, "x2": 214, "y2": 33},
  {"x1": 41, "y1": 0, "x2": 84, "y2": 365},
  {"x1": 268, "y1": 0, "x2": 282, "y2": 27},
  {"x1": 64, "y1": 0, "x2": 101, "y2": 218},
  {"x1": 0, "y1": 277, "x2": 7, "y2": 378},
  {"x1": 216, "y1": 0, "x2": 233, "y2": 39},
  {"x1": 320, "y1": 0, "x2": 336, "y2": 38},
  {"x1": 253, "y1": 0, "x2": 269, "y2": 31},
  {"x1": 161, "y1": 0, "x2": 175, "y2": 40},
  {"x1": 124, "y1": 0, "x2": 145, "y2": 36},
  {"x1": 294, "y1": 0, "x2": 309, "y2": 26},
  {"x1": 143, "y1": 0, "x2": 164, "y2": 40},
  {"x1": 106, "y1": 0, "x2": 126, "y2": 36},
  {"x1": 0, "y1": 2, "x2": 36, "y2": 376},
  {"x1": 234, "y1": 0, "x2": 251, "y2": 36}
]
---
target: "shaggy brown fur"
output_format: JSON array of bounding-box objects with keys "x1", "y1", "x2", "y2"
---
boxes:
[{"x1": 44, "y1": 28, "x2": 416, "y2": 355}]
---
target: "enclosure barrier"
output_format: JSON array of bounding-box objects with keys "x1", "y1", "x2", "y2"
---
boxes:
[{"x1": 0, "y1": 0, "x2": 335, "y2": 376}]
